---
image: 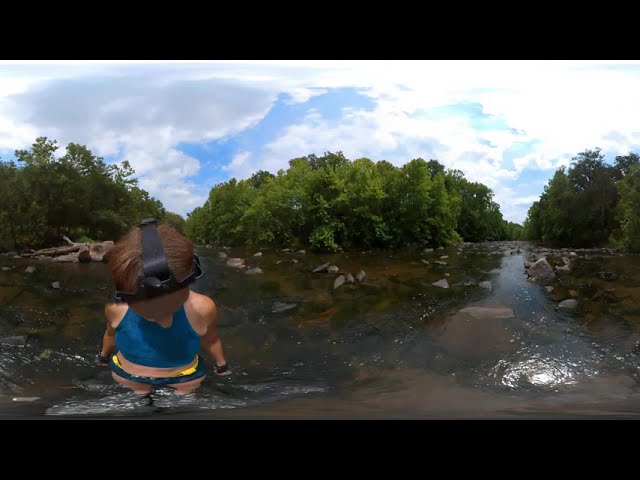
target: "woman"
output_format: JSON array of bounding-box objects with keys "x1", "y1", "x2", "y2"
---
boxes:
[{"x1": 98, "y1": 218, "x2": 229, "y2": 396}]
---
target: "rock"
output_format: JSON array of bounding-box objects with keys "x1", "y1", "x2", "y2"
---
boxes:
[
  {"x1": 226, "y1": 258, "x2": 245, "y2": 268},
  {"x1": 356, "y1": 270, "x2": 366, "y2": 283},
  {"x1": 1, "y1": 267, "x2": 10, "y2": 271},
  {"x1": 440, "y1": 255, "x2": 449, "y2": 259},
  {"x1": 25, "y1": 266, "x2": 36, "y2": 274},
  {"x1": 217, "y1": 306, "x2": 249, "y2": 327},
  {"x1": 90, "y1": 241, "x2": 114, "y2": 262},
  {"x1": 218, "y1": 252, "x2": 228, "y2": 260},
  {"x1": 437, "y1": 246, "x2": 445, "y2": 250},
  {"x1": 282, "y1": 248, "x2": 292, "y2": 253},
  {"x1": 333, "y1": 275, "x2": 345, "y2": 290},
  {"x1": 569, "y1": 290, "x2": 578, "y2": 297},
  {"x1": 13, "y1": 255, "x2": 21, "y2": 259},
  {"x1": 445, "y1": 273, "x2": 450, "y2": 277},
  {"x1": 51, "y1": 281, "x2": 61, "y2": 289},
  {"x1": 421, "y1": 259, "x2": 430, "y2": 265},
  {"x1": 312, "y1": 262, "x2": 331, "y2": 273},
  {"x1": 570, "y1": 252, "x2": 577, "y2": 257},
  {"x1": 346, "y1": 273, "x2": 355, "y2": 283},
  {"x1": 272, "y1": 302, "x2": 297, "y2": 314},
  {"x1": 479, "y1": 281, "x2": 493, "y2": 290},
  {"x1": 559, "y1": 299, "x2": 578, "y2": 310},
  {"x1": 327, "y1": 266, "x2": 339, "y2": 273},
  {"x1": 545, "y1": 286, "x2": 554, "y2": 293},
  {"x1": 297, "y1": 250, "x2": 306, "y2": 255},
  {"x1": 488, "y1": 268, "x2": 501, "y2": 274},
  {"x1": 292, "y1": 259, "x2": 299, "y2": 264},
  {"x1": 432, "y1": 279, "x2": 449, "y2": 288},
  {"x1": 276, "y1": 260, "x2": 282, "y2": 265},
  {"x1": 555, "y1": 265, "x2": 571, "y2": 273},
  {"x1": 424, "y1": 248, "x2": 434, "y2": 253},
  {"x1": 78, "y1": 248, "x2": 92, "y2": 263},
  {"x1": 253, "y1": 252, "x2": 262, "y2": 257},
  {"x1": 562, "y1": 257, "x2": 571, "y2": 266},
  {"x1": 527, "y1": 257, "x2": 555, "y2": 281},
  {"x1": 6, "y1": 251, "x2": 17, "y2": 257},
  {"x1": 12, "y1": 397, "x2": 40, "y2": 402},
  {"x1": 245, "y1": 267, "x2": 263, "y2": 275},
  {"x1": 434, "y1": 261, "x2": 447, "y2": 266},
  {"x1": 524, "y1": 261, "x2": 531, "y2": 269},
  {"x1": 0, "y1": 335, "x2": 28, "y2": 347}
]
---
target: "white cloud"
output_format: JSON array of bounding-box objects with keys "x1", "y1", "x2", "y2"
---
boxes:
[{"x1": 2, "y1": 60, "x2": 640, "y2": 221}]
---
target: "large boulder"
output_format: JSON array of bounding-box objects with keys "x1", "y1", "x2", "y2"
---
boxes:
[{"x1": 527, "y1": 257, "x2": 555, "y2": 281}]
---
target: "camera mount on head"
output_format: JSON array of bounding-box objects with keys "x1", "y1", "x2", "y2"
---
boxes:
[{"x1": 114, "y1": 217, "x2": 203, "y2": 303}]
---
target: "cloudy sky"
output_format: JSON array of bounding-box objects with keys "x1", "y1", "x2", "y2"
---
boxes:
[{"x1": 2, "y1": 60, "x2": 640, "y2": 223}]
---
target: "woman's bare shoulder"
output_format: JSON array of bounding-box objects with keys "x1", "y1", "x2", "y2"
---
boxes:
[
  {"x1": 104, "y1": 302, "x2": 128, "y2": 327},
  {"x1": 186, "y1": 291, "x2": 217, "y2": 316}
]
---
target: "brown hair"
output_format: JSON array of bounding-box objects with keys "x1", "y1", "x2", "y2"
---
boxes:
[{"x1": 108, "y1": 224, "x2": 194, "y2": 294}]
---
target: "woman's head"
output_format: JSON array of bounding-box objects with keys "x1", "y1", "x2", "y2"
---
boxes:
[{"x1": 109, "y1": 223, "x2": 194, "y2": 315}]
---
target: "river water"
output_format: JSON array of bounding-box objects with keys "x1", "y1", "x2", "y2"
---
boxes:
[{"x1": 1, "y1": 241, "x2": 639, "y2": 418}]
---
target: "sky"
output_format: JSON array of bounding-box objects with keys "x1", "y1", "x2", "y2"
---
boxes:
[{"x1": 2, "y1": 60, "x2": 640, "y2": 223}]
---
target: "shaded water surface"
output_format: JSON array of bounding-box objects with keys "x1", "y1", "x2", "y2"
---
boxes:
[{"x1": 1, "y1": 242, "x2": 639, "y2": 418}]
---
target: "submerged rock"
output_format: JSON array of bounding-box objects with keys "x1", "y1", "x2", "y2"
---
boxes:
[
  {"x1": 333, "y1": 275, "x2": 345, "y2": 290},
  {"x1": 432, "y1": 279, "x2": 449, "y2": 288},
  {"x1": 0, "y1": 335, "x2": 28, "y2": 347},
  {"x1": 245, "y1": 267, "x2": 263, "y2": 275},
  {"x1": 488, "y1": 268, "x2": 501, "y2": 274},
  {"x1": 253, "y1": 252, "x2": 263, "y2": 257},
  {"x1": 327, "y1": 266, "x2": 339, "y2": 273},
  {"x1": 559, "y1": 299, "x2": 578, "y2": 310},
  {"x1": 218, "y1": 252, "x2": 228, "y2": 260},
  {"x1": 272, "y1": 302, "x2": 297, "y2": 314},
  {"x1": 25, "y1": 266, "x2": 36, "y2": 274},
  {"x1": 457, "y1": 306, "x2": 514, "y2": 319},
  {"x1": 356, "y1": 270, "x2": 366, "y2": 283},
  {"x1": 545, "y1": 286, "x2": 554, "y2": 293},
  {"x1": 479, "y1": 281, "x2": 493, "y2": 290},
  {"x1": 312, "y1": 262, "x2": 330, "y2": 273},
  {"x1": 51, "y1": 281, "x2": 61, "y2": 289},
  {"x1": 226, "y1": 258, "x2": 245, "y2": 268},
  {"x1": 421, "y1": 259, "x2": 430, "y2": 265},
  {"x1": 434, "y1": 261, "x2": 447, "y2": 266},
  {"x1": 1, "y1": 267, "x2": 11, "y2": 271},
  {"x1": 345, "y1": 273, "x2": 355, "y2": 283}
]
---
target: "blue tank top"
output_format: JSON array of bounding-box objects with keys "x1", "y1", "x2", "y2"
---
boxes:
[{"x1": 114, "y1": 305, "x2": 201, "y2": 368}]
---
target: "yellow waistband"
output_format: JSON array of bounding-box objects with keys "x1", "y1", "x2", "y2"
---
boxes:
[{"x1": 112, "y1": 355, "x2": 199, "y2": 377}]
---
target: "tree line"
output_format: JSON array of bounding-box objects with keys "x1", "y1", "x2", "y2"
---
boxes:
[
  {"x1": 185, "y1": 152, "x2": 522, "y2": 251},
  {"x1": 0, "y1": 137, "x2": 185, "y2": 251},
  {"x1": 522, "y1": 149, "x2": 640, "y2": 252}
]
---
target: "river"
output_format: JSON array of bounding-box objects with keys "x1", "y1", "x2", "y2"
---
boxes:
[{"x1": 1, "y1": 241, "x2": 639, "y2": 418}]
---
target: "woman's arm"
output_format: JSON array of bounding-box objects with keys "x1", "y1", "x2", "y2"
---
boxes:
[
  {"x1": 199, "y1": 301, "x2": 229, "y2": 375},
  {"x1": 98, "y1": 304, "x2": 119, "y2": 365}
]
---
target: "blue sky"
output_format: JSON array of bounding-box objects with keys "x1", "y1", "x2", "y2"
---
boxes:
[{"x1": 2, "y1": 60, "x2": 640, "y2": 223}]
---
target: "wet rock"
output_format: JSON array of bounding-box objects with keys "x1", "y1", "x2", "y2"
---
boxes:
[
  {"x1": 25, "y1": 266, "x2": 36, "y2": 274},
  {"x1": 0, "y1": 335, "x2": 28, "y2": 347},
  {"x1": 570, "y1": 252, "x2": 577, "y2": 257},
  {"x1": 327, "y1": 266, "x2": 339, "y2": 273},
  {"x1": 12, "y1": 397, "x2": 41, "y2": 402},
  {"x1": 424, "y1": 248, "x2": 434, "y2": 253},
  {"x1": 556, "y1": 264, "x2": 571, "y2": 273},
  {"x1": 282, "y1": 248, "x2": 292, "y2": 253},
  {"x1": 345, "y1": 273, "x2": 355, "y2": 283},
  {"x1": 524, "y1": 261, "x2": 531, "y2": 269},
  {"x1": 432, "y1": 279, "x2": 449, "y2": 288},
  {"x1": 52, "y1": 252, "x2": 80, "y2": 263},
  {"x1": 333, "y1": 275, "x2": 346, "y2": 290},
  {"x1": 78, "y1": 248, "x2": 92, "y2": 263},
  {"x1": 226, "y1": 258, "x2": 245, "y2": 268},
  {"x1": 218, "y1": 252, "x2": 228, "y2": 260},
  {"x1": 245, "y1": 267, "x2": 263, "y2": 275},
  {"x1": 421, "y1": 259, "x2": 430, "y2": 265},
  {"x1": 297, "y1": 250, "x2": 306, "y2": 255},
  {"x1": 559, "y1": 299, "x2": 578, "y2": 310},
  {"x1": 440, "y1": 255, "x2": 449, "y2": 259},
  {"x1": 488, "y1": 268, "x2": 501, "y2": 274},
  {"x1": 545, "y1": 286, "x2": 554, "y2": 293},
  {"x1": 444, "y1": 273, "x2": 450, "y2": 277},
  {"x1": 1, "y1": 267, "x2": 11, "y2": 271},
  {"x1": 6, "y1": 251, "x2": 17, "y2": 257},
  {"x1": 272, "y1": 302, "x2": 297, "y2": 314},
  {"x1": 356, "y1": 270, "x2": 366, "y2": 283},
  {"x1": 253, "y1": 252, "x2": 262, "y2": 257},
  {"x1": 527, "y1": 257, "x2": 555, "y2": 281},
  {"x1": 51, "y1": 281, "x2": 61, "y2": 289},
  {"x1": 479, "y1": 281, "x2": 493, "y2": 290},
  {"x1": 312, "y1": 262, "x2": 330, "y2": 273},
  {"x1": 437, "y1": 246, "x2": 445, "y2": 250},
  {"x1": 434, "y1": 261, "x2": 447, "y2": 266},
  {"x1": 562, "y1": 256, "x2": 571, "y2": 266},
  {"x1": 292, "y1": 259, "x2": 299, "y2": 264},
  {"x1": 276, "y1": 260, "x2": 282, "y2": 265}
]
